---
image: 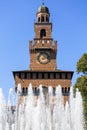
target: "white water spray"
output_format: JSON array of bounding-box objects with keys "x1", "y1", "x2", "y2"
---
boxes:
[{"x1": 0, "y1": 84, "x2": 84, "y2": 130}]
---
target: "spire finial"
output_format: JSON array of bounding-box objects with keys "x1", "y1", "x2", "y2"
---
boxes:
[{"x1": 42, "y1": 0, "x2": 44, "y2": 5}]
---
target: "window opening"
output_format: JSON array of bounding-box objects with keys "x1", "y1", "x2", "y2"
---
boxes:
[
  {"x1": 41, "y1": 16, "x2": 44, "y2": 22},
  {"x1": 38, "y1": 17, "x2": 40, "y2": 22},
  {"x1": 46, "y1": 16, "x2": 49, "y2": 22},
  {"x1": 40, "y1": 29, "x2": 46, "y2": 38}
]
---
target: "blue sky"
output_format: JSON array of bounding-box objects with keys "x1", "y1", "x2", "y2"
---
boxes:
[{"x1": 0, "y1": 0, "x2": 87, "y2": 99}]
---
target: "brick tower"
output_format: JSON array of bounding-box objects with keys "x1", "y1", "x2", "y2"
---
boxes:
[{"x1": 13, "y1": 3, "x2": 73, "y2": 102}]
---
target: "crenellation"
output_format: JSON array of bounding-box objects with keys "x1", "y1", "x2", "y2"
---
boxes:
[{"x1": 13, "y1": 3, "x2": 73, "y2": 104}]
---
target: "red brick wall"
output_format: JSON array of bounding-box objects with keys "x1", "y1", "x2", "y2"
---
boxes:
[{"x1": 15, "y1": 75, "x2": 71, "y2": 89}]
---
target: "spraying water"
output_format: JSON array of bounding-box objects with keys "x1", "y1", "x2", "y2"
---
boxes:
[{"x1": 0, "y1": 84, "x2": 84, "y2": 130}]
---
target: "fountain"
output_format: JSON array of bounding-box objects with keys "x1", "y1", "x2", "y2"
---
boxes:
[{"x1": 0, "y1": 84, "x2": 84, "y2": 130}]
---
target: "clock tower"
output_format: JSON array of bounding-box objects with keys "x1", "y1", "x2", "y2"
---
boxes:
[
  {"x1": 30, "y1": 4, "x2": 57, "y2": 71},
  {"x1": 13, "y1": 3, "x2": 73, "y2": 103}
]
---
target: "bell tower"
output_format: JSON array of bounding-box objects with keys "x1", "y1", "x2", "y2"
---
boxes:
[
  {"x1": 30, "y1": 3, "x2": 57, "y2": 70},
  {"x1": 13, "y1": 3, "x2": 73, "y2": 103}
]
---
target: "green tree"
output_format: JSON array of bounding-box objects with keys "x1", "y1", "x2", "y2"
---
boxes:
[
  {"x1": 76, "y1": 53, "x2": 87, "y2": 75},
  {"x1": 74, "y1": 53, "x2": 87, "y2": 129}
]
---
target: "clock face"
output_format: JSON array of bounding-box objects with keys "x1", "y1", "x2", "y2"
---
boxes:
[{"x1": 37, "y1": 52, "x2": 50, "y2": 64}]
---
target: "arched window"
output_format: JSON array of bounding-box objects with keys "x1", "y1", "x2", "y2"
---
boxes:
[
  {"x1": 33, "y1": 88, "x2": 40, "y2": 96},
  {"x1": 46, "y1": 16, "x2": 49, "y2": 22},
  {"x1": 40, "y1": 29, "x2": 46, "y2": 38},
  {"x1": 38, "y1": 17, "x2": 40, "y2": 22},
  {"x1": 41, "y1": 16, "x2": 44, "y2": 22}
]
